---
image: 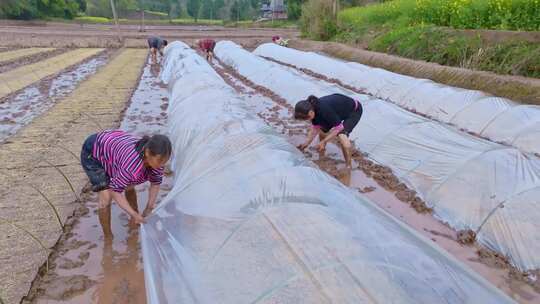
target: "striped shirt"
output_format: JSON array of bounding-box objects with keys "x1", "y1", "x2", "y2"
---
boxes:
[{"x1": 92, "y1": 130, "x2": 163, "y2": 192}]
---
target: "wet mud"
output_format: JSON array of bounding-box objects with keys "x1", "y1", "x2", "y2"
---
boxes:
[
  {"x1": 0, "y1": 48, "x2": 67, "y2": 73},
  {"x1": 0, "y1": 49, "x2": 113, "y2": 143},
  {"x1": 457, "y1": 229, "x2": 477, "y2": 244},
  {"x1": 211, "y1": 56, "x2": 540, "y2": 304},
  {"x1": 24, "y1": 55, "x2": 170, "y2": 304}
]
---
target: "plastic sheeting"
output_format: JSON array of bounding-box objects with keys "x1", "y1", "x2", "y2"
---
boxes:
[
  {"x1": 215, "y1": 41, "x2": 540, "y2": 272},
  {"x1": 140, "y1": 41, "x2": 515, "y2": 303},
  {"x1": 253, "y1": 43, "x2": 540, "y2": 156}
]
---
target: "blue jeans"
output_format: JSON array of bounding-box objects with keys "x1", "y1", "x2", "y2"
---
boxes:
[{"x1": 80, "y1": 134, "x2": 110, "y2": 192}]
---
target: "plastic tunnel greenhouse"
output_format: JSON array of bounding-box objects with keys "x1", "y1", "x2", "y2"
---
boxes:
[
  {"x1": 215, "y1": 41, "x2": 540, "y2": 273},
  {"x1": 253, "y1": 43, "x2": 540, "y2": 157},
  {"x1": 139, "y1": 41, "x2": 514, "y2": 303}
]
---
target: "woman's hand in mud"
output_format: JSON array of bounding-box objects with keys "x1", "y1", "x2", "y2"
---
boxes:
[
  {"x1": 317, "y1": 142, "x2": 327, "y2": 153},
  {"x1": 131, "y1": 213, "x2": 146, "y2": 225},
  {"x1": 297, "y1": 143, "x2": 309, "y2": 151}
]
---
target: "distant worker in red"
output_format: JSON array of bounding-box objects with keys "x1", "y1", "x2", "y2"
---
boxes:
[
  {"x1": 272, "y1": 35, "x2": 289, "y2": 47},
  {"x1": 197, "y1": 38, "x2": 216, "y2": 61}
]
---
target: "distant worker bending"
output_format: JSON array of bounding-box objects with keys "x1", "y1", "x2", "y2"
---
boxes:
[
  {"x1": 294, "y1": 94, "x2": 363, "y2": 169},
  {"x1": 147, "y1": 36, "x2": 168, "y2": 64},
  {"x1": 198, "y1": 38, "x2": 216, "y2": 61}
]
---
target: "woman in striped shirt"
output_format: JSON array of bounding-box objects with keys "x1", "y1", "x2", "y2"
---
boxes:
[{"x1": 80, "y1": 130, "x2": 172, "y2": 232}]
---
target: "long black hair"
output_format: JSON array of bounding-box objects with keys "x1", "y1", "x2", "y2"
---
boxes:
[
  {"x1": 294, "y1": 95, "x2": 319, "y2": 119},
  {"x1": 136, "y1": 134, "x2": 172, "y2": 159}
]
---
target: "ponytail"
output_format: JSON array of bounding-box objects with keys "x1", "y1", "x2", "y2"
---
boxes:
[
  {"x1": 307, "y1": 95, "x2": 319, "y2": 108},
  {"x1": 294, "y1": 95, "x2": 318, "y2": 120},
  {"x1": 137, "y1": 134, "x2": 172, "y2": 159},
  {"x1": 136, "y1": 135, "x2": 150, "y2": 154}
]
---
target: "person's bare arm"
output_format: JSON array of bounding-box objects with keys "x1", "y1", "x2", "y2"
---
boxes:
[
  {"x1": 143, "y1": 184, "x2": 160, "y2": 216},
  {"x1": 111, "y1": 191, "x2": 145, "y2": 224},
  {"x1": 317, "y1": 126, "x2": 342, "y2": 152},
  {"x1": 298, "y1": 127, "x2": 319, "y2": 151}
]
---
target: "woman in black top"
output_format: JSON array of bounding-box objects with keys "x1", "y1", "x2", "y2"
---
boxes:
[{"x1": 294, "y1": 94, "x2": 363, "y2": 168}]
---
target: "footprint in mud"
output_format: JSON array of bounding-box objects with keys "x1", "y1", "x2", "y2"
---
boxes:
[
  {"x1": 41, "y1": 275, "x2": 96, "y2": 300},
  {"x1": 11, "y1": 111, "x2": 25, "y2": 118},
  {"x1": 358, "y1": 186, "x2": 376, "y2": 193},
  {"x1": 0, "y1": 118, "x2": 16, "y2": 124},
  {"x1": 58, "y1": 257, "x2": 85, "y2": 270}
]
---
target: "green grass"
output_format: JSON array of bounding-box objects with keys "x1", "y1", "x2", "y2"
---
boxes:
[
  {"x1": 224, "y1": 19, "x2": 297, "y2": 28},
  {"x1": 367, "y1": 24, "x2": 540, "y2": 78},
  {"x1": 339, "y1": 0, "x2": 540, "y2": 32},
  {"x1": 144, "y1": 10, "x2": 168, "y2": 17},
  {"x1": 169, "y1": 18, "x2": 223, "y2": 25},
  {"x1": 74, "y1": 16, "x2": 110, "y2": 23},
  {"x1": 324, "y1": 0, "x2": 540, "y2": 78},
  {"x1": 71, "y1": 16, "x2": 222, "y2": 25}
]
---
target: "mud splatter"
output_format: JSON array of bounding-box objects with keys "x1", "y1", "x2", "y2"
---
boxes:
[
  {"x1": 358, "y1": 186, "x2": 376, "y2": 193},
  {"x1": 457, "y1": 229, "x2": 477, "y2": 244}
]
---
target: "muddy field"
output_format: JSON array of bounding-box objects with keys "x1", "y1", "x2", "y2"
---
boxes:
[
  {"x1": 23, "y1": 59, "x2": 171, "y2": 304},
  {"x1": 0, "y1": 21, "x2": 539, "y2": 304},
  {"x1": 0, "y1": 22, "x2": 299, "y2": 49}
]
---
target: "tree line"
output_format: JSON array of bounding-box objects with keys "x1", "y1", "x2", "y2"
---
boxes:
[{"x1": 0, "y1": 0, "x2": 279, "y2": 21}]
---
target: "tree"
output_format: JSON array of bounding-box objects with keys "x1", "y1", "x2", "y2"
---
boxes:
[
  {"x1": 0, "y1": 0, "x2": 84, "y2": 19},
  {"x1": 0, "y1": 0, "x2": 38, "y2": 19},
  {"x1": 287, "y1": 0, "x2": 305, "y2": 20},
  {"x1": 187, "y1": 0, "x2": 201, "y2": 21},
  {"x1": 200, "y1": 0, "x2": 213, "y2": 19},
  {"x1": 76, "y1": 0, "x2": 87, "y2": 12},
  {"x1": 230, "y1": 0, "x2": 253, "y2": 21}
]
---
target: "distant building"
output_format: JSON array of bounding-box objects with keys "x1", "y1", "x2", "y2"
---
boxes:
[{"x1": 260, "y1": 0, "x2": 287, "y2": 20}]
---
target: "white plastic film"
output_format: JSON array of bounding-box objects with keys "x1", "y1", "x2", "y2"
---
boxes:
[
  {"x1": 217, "y1": 41, "x2": 540, "y2": 272},
  {"x1": 253, "y1": 43, "x2": 540, "y2": 156},
  {"x1": 140, "y1": 41, "x2": 515, "y2": 303}
]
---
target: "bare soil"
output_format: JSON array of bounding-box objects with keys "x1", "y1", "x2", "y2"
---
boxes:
[{"x1": 0, "y1": 22, "x2": 299, "y2": 49}]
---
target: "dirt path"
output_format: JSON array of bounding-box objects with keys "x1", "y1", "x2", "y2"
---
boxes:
[
  {"x1": 210, "y1": 58, "x2": 540, "y2": 304},
  {"x1": 0, "y1": 23, "x2": 299, "y2": 49},
  {"x1": 23, "y1": 58, "x2": 171, "y2": 304},
  {"x1": 0, "y1": 48, "x2": 147, "y2": 304}
]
